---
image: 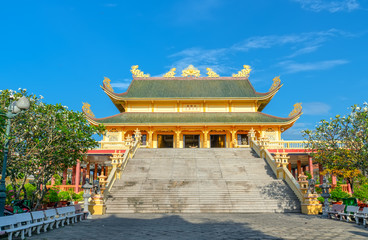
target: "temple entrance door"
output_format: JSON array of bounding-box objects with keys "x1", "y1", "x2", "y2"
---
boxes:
[
  {"x1": 210, "y1": 134, "x2": 226, "y2": 148},
  {"x1": 157, "y1": 135, "x2": 174, "y2": 148},
  {"x1": 184, "y1": 135, "x2": 200, "y2": 148}
]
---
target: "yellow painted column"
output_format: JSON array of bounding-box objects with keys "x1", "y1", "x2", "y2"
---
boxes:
[
  {"x1": 148, "y1": 130, "x2": 153, "y2": 148},
  {"x1": 175, "y1": 130, "x2": 181, "y2": 148},
  {"x1": 231, "y1": 130, "x2": 237, "y2": 148},
  {"x1": 203, "y1": 130, "x2": 209, "y2": 148}
]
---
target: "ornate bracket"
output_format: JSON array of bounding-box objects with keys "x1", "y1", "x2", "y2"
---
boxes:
[
  {"x1": 232, "y1": 65, "x2": 252, "y2": 77},
  {"x1": 288, "y1": 103, "x2": 302, "y2": 118},
  {"x1": 131, "y1": 65, "x2": 150, "y2": 78},
  {"x1": 269, "y1": 76, "x2": 281, "y2": 92},
  {"x1": 182, "y1": 65, "x2": 200, "y2": 77},
  {"x1": 163, "y1": 68, "x2": 176, "y2": 78},
  {"x1": 206, "y1": 68, "x2": 219, "y2": 77},
  {"x1": 82, "y1": 102, "x2": 95, "y2": 118}
]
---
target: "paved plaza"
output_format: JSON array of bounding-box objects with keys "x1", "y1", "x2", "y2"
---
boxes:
[{"x1": 28, "y1": 213, "x2": 368, "y2": 240}]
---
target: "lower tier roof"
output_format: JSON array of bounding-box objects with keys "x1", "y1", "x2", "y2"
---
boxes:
[{"x1": 89, "y1": 112, "x2": 296, "y2": 126}]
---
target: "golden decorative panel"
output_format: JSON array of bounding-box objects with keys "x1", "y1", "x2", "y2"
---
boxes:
[
  {"x1": 103, "y1": 77, "x2": 114, "y2": 92},
  {"x1": 82, "y1": 102, "x2": 95, "y2": 118},
  {"x1": 206, "y1": 68, "x2": 219, "y2": 77},
  {"x1": 232, "y1": 65, "x2": 252, "y2": 77},
  {"x1": 288, "y1": 103, "x2": 302, "y2": 117},
  {"x1": 182, "y1": 65, "x2": 200, "y2": 77},
  {"x1": 269, "y1": 76, "x2": 281, "y2": 92},
  {"x1": 163, "y1": 68, "x2": 176, "y2": 78},
  {"x1": 131, "y1": 65, "x2": 150, "y2": 78}
]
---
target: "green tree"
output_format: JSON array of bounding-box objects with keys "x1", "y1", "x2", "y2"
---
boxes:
[
  {"x1": 0, "y1": 89, "x2": 105, "y2": 209},
  {"x1": 303, "y1": 103, "x2": 368, "y2": 191}
]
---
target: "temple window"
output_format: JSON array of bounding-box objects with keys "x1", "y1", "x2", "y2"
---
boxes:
[{"x1": 237, "y1": 134, "x2": 248, "y2": 145}]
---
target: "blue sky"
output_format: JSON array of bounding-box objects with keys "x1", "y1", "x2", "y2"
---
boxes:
[{"x1": 1, "y1": 0, "x2": 367, "y2": 139}]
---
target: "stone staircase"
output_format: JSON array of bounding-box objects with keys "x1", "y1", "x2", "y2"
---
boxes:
[{"x1": 105, "y1": 148, "x2": 301, "y2": 213}]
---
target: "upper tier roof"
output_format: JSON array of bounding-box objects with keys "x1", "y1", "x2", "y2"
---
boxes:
[{"x1": 105, "y1": 77, "x2": 277, "y2": 99}]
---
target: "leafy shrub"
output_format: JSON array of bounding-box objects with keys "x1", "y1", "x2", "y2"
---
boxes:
[
  {"x1": 317, "y1": 196, "x2": 325, "y2": 204},
  {"x1": 24, "y1": 183, "x2": 36, "y2": 199},
  {"x1": 353, "y1": 184, "x2": 368, "y2": 202},
  {"x1": 330, "y1": 185, "x2": 350, "y2": 201},
  {"x1": 43, "y1": 188, "x2": 59, "y2": 203},
  {"x1": 72, "y1": 192, "x2": 84, "y2": 202},
  {"x1": 58, "y1": 191, "x2": 71, "y2": 201}
]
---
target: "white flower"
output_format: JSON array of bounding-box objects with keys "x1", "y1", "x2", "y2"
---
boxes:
[
  {"x1": 40, "y1": 95, "x2": 44, "y2": 99},
  {"x1": 356, "y1": 107, "x2": 360, "y2": 110},
  {"x1": 364, "y1": 107, "x2": 368, "y2": 112},
  {"x1": 18, "y1": 87, "x2": 22, "y2": 91},
  {"x1": 23, "y1": 88, "x2": 27, "y2": 91}
]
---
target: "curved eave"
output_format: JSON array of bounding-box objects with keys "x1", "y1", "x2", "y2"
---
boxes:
[
  {"x1": 101, "y1": 83, "x2": 282, "y2": 102},
  {"x1": 85, "y1": 111, "x2": 302, "y2": 128}
]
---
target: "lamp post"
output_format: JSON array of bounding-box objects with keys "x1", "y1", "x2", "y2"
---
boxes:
[
  {"x1": 320, "y1": 178, "x2": 331, "y2": 218},
  {"x1": 0, "y1": 96, "x2": 30, "y2": 216}
]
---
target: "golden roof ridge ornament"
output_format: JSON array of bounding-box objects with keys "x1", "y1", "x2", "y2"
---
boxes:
[
  {"x1": 163, "y1": 68, "x2": 176, "y2": 78},
  {"x1": 131, "y1": 65, "x2": 150, "y2": 78},
  {"x1": 269, "y1": 76, "x2": 281, "y2": 92},
  {"x1": 288, "y1": 103, "x2": 302, "y2": 118},
  {"x1": 82, "y1": 102, "x2": 95, "y2": 118},
  {"x1": 233, "y1": 65, "x2": 252, "y2": 77},
  {"x1": 103, "y1": 77, "x2": 114, "y2": 92},
  {"x1": 206, "y1": 68, "x2": 219, "y2": 78},
  {"x1": 182, "y1": 65, "x2": 200, "y2": 77}
]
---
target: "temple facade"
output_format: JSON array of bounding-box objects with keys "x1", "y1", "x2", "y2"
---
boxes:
[{"x1": 83, "y1": 65, "x2": 302, "y2": 149}]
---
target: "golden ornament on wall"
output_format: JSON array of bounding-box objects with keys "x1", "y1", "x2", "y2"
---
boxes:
[
  {"x1": 288, "y1": 103, "x2": 302, "y2": 117},
  {"x1": 103, "y1": 77, "x2": 114, "y2": 92},
  {"x1": 182, "y1": 65, "x2": 201, "y2": 77},
  {"x1": 206, "y1": 68, "x2": 219, "y2": 77},
  {"x1": 233, "y1": 65, "x2": 252, "y2": 77},
  {"x1": 131, "y1": 65, "x2": 150, "y2": 78},
  {"x1": 163, "y1": 68, "x2": 176, "y2": 78},
  {"x1": 82, "y1": 102, "x2": 95, "y2": 118},
  {"x1": 269, "y1": 76, "x2": 281, "y2": 92}
]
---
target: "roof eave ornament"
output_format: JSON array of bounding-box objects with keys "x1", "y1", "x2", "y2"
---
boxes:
[
  {"x1": 232, "y1": 65, "x2": 252, "y2": 78},
  {"x1": 206, "y1": 68, "x2": 219, "y2": 78},
  {"x1": 269, "y1": 76, "x2": 281, "y2": 92},
  {"x1": 131, "y1": 65, "x2": 150, "y2": 78},
  {"x1": 288, "y1": 103, "x2": 302, "y2": 118},
  {"x1": 103, "y1": 77, "x2": 114, "y2": 92},
  {"x1": 163, "y1": 68, "x2": 176, "y2": 78},
  {"x1": 182, "y1": 65, "x2": 200, "y2": 77},
  {"x1": 82, "y1": 102, "x2": 95, "y2": 118}
]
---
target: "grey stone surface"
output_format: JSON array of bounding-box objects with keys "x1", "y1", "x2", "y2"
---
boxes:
[
  {"x1": 106, "y1": 148, "x2": 300, "y2": 213},
  {"x1": 28, "y1": 213, "x2": 368, "y2": 240}
]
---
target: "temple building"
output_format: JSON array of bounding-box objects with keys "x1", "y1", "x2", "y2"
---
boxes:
[{"x1": 83, "y1": 65, "x2": 302, "y2": 149}]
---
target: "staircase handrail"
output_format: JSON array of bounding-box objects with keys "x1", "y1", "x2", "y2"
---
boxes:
[
  {"x1": 250, "y1": 139, "x2": 304, "y2": 202},
  {"x1": 103, "y1": 140, "x2": 140, "y2": 200}
]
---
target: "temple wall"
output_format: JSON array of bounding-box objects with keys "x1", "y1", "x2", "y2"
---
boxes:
[{"x1": 125, "y1": 100, "x2": 257, "y2": 113}]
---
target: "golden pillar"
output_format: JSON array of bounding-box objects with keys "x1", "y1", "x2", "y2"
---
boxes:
[
  {"x1": 148, "y1": 130, "x2": 153, "y2": 148},
  {"x1": 202, "y1": 130, "x2": 209, "y2": 148}
]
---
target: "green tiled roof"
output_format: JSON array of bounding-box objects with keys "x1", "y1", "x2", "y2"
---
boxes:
[
  {"x1": 95, "y1": 112, "x2": 290, "y2": 125},
  {"x1": 113, "y1": 79, "x2": 265, "y2": 99}
]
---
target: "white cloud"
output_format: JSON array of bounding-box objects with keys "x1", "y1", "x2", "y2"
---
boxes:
[
  {"x1": 111, "y1": 80, "x2": 131, "y2": 90},
  {"x1": 292, "y1": 0, "x2": 360, "y2": 12},
  {"x1": 303, "y1": 102, "x2": 331, "y2": 115},
  {"x1": 171, "y1": 0, "x2": 222, "y2": 24},
  {"x1": 278, "y1": 59, "x2": 349, "y2": 73},
  {"x1": 168, "y1": 29, "x2": 350, "y2": 75}
]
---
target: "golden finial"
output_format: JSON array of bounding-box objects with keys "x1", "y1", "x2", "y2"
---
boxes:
[
  {"x1": 182, "y1": 65, "x2": 200, "y2": 77},
  {"x1": 163, "y1": 68, "x2": 176, "y2": 78},
  {"x1": 130, "y1": 65, "x2": 150, "y2": 78},
  {"x1": 269, "y1": 76, "x2": 281, "y2": 92},
  {"x1": 288, "y1": 103, "x2": 302, "y2": 117},
  {"x1": 232, "y1": 65, "x2": 252, "y2": 77},
  {"x1": 206, "y1": 68, "x2": 219, "y2": 78},
  {"x1": 103, "y1": 77, "x2": 114, "y2": 92},
  {"x1": 82, "y1": 102, "x2": 95, "y2": 118}
]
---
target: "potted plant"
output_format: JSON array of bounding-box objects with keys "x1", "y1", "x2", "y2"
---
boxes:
[
  {"x1": 72, "y1": 192, "x2": 84, "y2": 204},
  {"x1": 58, "y1": 191, "x2": 71, "y2": 206},
  {"x1": 330, "y1": 185, "x2": 350, "y2": 204},
  {"x1": 43, "y1": 188, "x2": 60, "y2": 208}
]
